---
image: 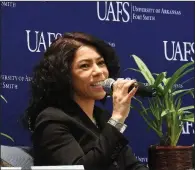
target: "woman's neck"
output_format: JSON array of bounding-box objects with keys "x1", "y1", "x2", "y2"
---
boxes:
[{"x1": 73, "y1": 96, "x2": 95, "y2": 121}]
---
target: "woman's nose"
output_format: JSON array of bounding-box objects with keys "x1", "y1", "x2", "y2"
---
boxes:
[{"x1": 92, "y1": 64, "x2": 103, "y2": 75}]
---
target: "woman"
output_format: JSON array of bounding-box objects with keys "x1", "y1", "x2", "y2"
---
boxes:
[{"x1": 24, "y1": 32, "x2": 148, "y2": 170}]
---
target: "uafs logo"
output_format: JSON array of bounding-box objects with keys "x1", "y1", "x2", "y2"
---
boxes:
[
  {"x1": 182, "y1": 122, "x2": 194, "y2": 135},
  {"x1": 97, "y1": 1, "x2": 130, "y2": 23},
  {"x1": 26, "y1": 30, "x2": 62, "y2": 52},
  {"x1": 163, "y1": 41, "x2": 194, "y2": 62}
]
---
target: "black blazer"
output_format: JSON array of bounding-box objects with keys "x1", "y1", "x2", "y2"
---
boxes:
[{"x1": 32, "y1": 100, "x2": 148, "y2": 170}]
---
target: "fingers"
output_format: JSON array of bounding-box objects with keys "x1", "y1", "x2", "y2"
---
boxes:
[
  {"x1": 111, "y1": 79, "x2": 138, "y2": 120},
  {"x1": 124, "y1": 80, "x2": 138, "y2": 102},
  {"x1": 127, "y1": 86, "x2": 138, "y2": 98},
  {"x1": 113, "y1": 78, "x2": 138, "y2": 96},
  {"x1": 112, "y1": 79, "x2": 129, "y2": 92},
  {"x1": 123, "y1": 79, "x2": 137, "y2": 94}
]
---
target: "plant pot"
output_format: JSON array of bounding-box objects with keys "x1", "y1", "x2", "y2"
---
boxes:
[{"x1": 148, "y1": 145, "x2": 194, "y2": 170}]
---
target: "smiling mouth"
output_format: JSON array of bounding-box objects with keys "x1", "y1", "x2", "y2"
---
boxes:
[{"x1": 91, "y1": 81, "x2": 104, "y2": 86}]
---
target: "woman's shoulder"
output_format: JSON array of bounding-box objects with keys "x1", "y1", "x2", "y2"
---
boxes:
[{"x1": 34, "y1": 107, "x2": 69, "y2": 128}]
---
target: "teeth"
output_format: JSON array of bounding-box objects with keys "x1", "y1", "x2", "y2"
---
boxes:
[{"x1": 92, "y1": 81, "x2": 103, "y2": 86}]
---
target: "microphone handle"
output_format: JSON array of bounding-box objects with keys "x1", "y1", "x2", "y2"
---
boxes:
[{"x1": 128, "y1": 82, "x2": 156, "y2": 97}]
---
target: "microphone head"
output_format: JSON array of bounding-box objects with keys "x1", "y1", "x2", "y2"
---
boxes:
[
  {"x1": 101, "y1": 78, "x2": 115, "y2": 94},
  {"x1": 101, "y1": 78, "x2": 157, "y2": 97}
]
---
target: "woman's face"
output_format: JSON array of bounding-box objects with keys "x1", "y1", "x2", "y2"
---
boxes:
[{"x1": 71, "y1": 45, "x2": 109, "y2": 102}]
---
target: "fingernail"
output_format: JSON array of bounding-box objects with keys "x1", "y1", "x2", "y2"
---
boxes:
[{"x1": 134, "y1": 82, "x2": 138, "y2": 88}]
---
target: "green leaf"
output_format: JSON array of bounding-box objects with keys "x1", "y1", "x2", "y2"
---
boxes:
[
  {"x1": 148, "y1": 97, "x2": 162, "y2": 121},
  {"x1": 161, "y1": 110, "x2": 168, "y2": 117},
  {"x1": 178, "y1": 67, "x2": 194, "y2": 81},
  {"x1": 172, "y1": 88, "x2": 194, "y2": 96},
  {"x1": 162, "y1": 77, "x2": 171, "y2": 86},
  {"x1": 0, "y1": 95, "x2": 7, "y2": 103},
  {"x1": 179, "y1": 105, "x2": 194, "y2": 111},
  {"x1": 182, "y1": 118, "x2": 194, "y2": 122},
  {"x1": 175, "y1": 90, "x2": 194, "y2": 106},
  {"x1": 164, "y1": 62, "x2": 194, "y2": 95},
  {"x1": 181, "y1": 114, "x2": 194, "y2": 122},
  {"x1": 153, "y1": 72, "x2": 166, "y2": 88},
  {"x1": 173, "y1": 126, "x2": 183, "y2": 146},
  {"x1": 131, "y1": 55, "x2": 155, "y2": 85},
  {"x1": 153, "y1": 73, "x2": 165, "y2": 92},
  {"x1": 132, "y1": 97, "x2": 163, "y2": 137},
  {"x1": 182, "y1": 111, "x2": 194, "y2": 114},
  {"x1": 132, "y1": 97, "x2": 148, "y2": 115},
  {"x1": 178, "y1": 105, "x2": 194, "y2": 114},
  {"x1": 125, "y1": 68, "x2": 142, "y2": 73},
  {"x1": 0, "y1": 133, "x2": 14, "y2": 142},
  {"x1": 175, "y1": 98, "x2": 182, "y2": 112},
  {"x1": 152, "y1": 73, "x2": 160, "y2": 76},
  {"x1": 181, "y1": 77, "x2": 194, "y2": 86}
]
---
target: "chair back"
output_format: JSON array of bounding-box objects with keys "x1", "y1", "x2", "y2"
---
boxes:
[{"x1": 0, "y1": 145, "x2": 33, "y2": 169}]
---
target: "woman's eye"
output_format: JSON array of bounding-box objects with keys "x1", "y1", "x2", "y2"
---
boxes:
[
  {"x1": 80, "y1": 64, "x2": 89, "y2": 69},
  {"x1": 98, "y1": 60, "x2": 105, "y2": 66}
]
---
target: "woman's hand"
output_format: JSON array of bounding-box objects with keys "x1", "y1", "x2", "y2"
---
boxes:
[{"x1": 111, "y1": 79, "x2": 138, "y2": 123}]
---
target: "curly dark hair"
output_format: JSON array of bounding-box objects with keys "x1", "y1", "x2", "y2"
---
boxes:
[{"x1": 23, "y1": 32, "x2": 120, "y2": 132}]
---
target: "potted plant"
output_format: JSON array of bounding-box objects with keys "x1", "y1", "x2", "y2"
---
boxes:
[
  {"x1": 0, "y1": 95, "x2": 14, "y2": 142},
  {"x1": 127, "y1": 55, "x2": 194, "y2": 170}
]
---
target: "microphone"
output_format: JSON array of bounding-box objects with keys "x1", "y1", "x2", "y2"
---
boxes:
[{"x1": 101, "y1": 78, "x2": 156, "y2": 97}]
